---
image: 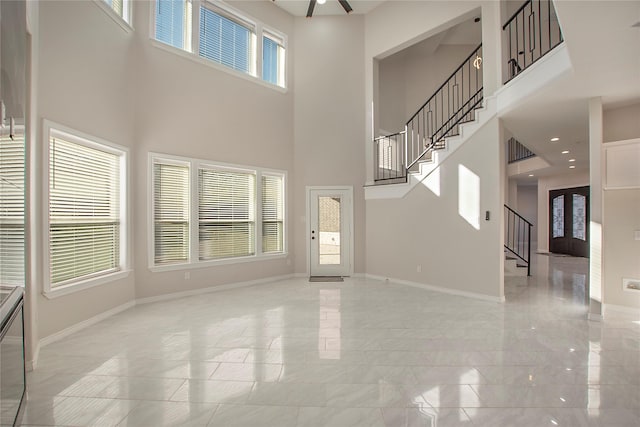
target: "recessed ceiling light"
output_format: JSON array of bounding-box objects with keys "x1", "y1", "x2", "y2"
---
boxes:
[
  {"x1": 561, "y1": 150, "x2": 569, "y2": 154},
  {"x1": 569, "y1": 165, "x2": 576, "y2": 169},
  {"x1": 528, "y1": 174, "x2": 534, "y2": 177},
  {"x1": 550, "y1": 137, "x2": 560, "y2": 142},
  {"x1": 569, "y1": 158, "x2": 576, "y2": 162}
]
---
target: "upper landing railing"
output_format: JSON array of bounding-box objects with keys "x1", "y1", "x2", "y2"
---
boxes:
[{"x1": 503, "y1": 0, "x2": 564, "y2": 82}]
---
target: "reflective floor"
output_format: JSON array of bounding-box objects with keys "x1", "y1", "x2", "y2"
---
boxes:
[{"x1": 20, "y1": 255, "x2": 640, "y2": 426}]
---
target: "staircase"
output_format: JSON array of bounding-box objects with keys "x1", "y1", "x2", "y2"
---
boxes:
[{"x1": 374, "y1": 44, "x2": 484, "y2": 185}]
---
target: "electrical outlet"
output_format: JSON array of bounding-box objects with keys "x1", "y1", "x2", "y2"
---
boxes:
[
  {"x1": 184, "y1": 272, "x2": 190, "y2": 280},
  {"x1": 417, "y1": 265, "x2": 422, "y2": 273}
]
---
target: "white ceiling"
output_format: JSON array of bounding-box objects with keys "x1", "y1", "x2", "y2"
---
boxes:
[{"x1": 272, "y1": 0, "x2": 384, "y2": 17}]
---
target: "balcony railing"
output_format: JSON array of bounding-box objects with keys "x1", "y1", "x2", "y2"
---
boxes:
[
  {"x1": 503, "y1": 0, "x2": 563, "y2": 83},
  {"x1": 373, "y1": 131, "x2": 406, "y2": 183}
]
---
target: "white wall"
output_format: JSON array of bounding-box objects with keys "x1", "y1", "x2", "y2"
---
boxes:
[
  {"x1": 366, "y1": 116, "x2": 504, "y2": 300},
  {"x1": 603, "y1": 102, "x2": 640, "y2": 143},
  {"x1": 602, "y1": 102, "x2": 640, "y2": 311},
  {"x1": 378, "y1": 43, "x2": 479, "y2": 133},
  {"x1": 36, "y1": 1, "x2": 136, "y2": 339},
  {"x1": 536, "y1": 171, "x2": 589, "y2": 252},
  {"x1": 131, "y1": 1, "x2": 295, "y2": 299},
  {"x1": 32, "y1": 0, "x2": 296, "y2": 339},
  {"x1": 292, "y1": 15, "x2": 366, "y2": 275},
  {"x1": 603, "y1": 189, "x2": 640, "y2": 310},
  {"x1": 517, "y1": 184, "x2": 538, "y2": 244}
]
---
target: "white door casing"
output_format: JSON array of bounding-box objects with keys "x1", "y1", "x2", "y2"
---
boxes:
[{"x1": 307, "y1": 186, "x2": 353, "y2": 277}]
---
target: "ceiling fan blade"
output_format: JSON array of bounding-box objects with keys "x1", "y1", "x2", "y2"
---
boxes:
[
  {"x1": 338, "y1": 0, "x2": 353, "y2": 14},
  {"x1": 306, "y1": 0, "x2": 316, "y2": 18}
]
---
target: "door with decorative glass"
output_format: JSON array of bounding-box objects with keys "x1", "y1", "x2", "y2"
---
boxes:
[
  {"x1": 549, "y1": 186, "x2": 589, "y2": 257},
  {"x1": 308, "y1": 187, "x2": 352, "y2": 277}
]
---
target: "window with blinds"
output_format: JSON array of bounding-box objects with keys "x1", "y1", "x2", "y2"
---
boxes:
[
  {"x1": 261, "y1": 174, "x2": 284, "y2": 253},
  {"x1": 152, "y1": 0, "x2": 286, "y2": 88},
  {"x1": 153, "y1": 162, "x2": 190, "y2": 265},
  {"x1": 0, "y1": 131, "x2": 25, "y2": 286},
  {"x1": 199, "y1": 6, "x2": 253, "y2": 74},
  {"x1": 263, "y1": 33, "x2": 285, "y2": 87},
  {"x1": 199, "y1": 168, "x2": 255, "y2": 260},
  {"x1": 48, "y1": 129, "x2": 124, "y2": 287},
  {"x1": 155, "y1": 0, "x2": 191, "y2": 50},
  {"x1": 150, "y1": 154, "x2": 285, "y2": 269}
]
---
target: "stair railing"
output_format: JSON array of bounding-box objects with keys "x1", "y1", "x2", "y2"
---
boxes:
[
  {"x1": 503, "y1": 0, "x2": 564, "y2": 83},
  {"x1": 405, "y1": 44, "x2": 483, "y2": 172},
  {"x1": 373, "y1": 131, "x2": 407, "y2": 182},
  {"x1": 373, "y1": 43, "x2": 483, "y2": 183},
  {"x1": 504, "y1": 204, "x2": 533, "y2": 276},
  {"x1": 507, "y1": 137, "x2": 536, "y2": 163}
]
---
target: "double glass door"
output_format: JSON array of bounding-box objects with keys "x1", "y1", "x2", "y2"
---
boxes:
[{"x1": 549, "y1": 186, "x2": 589, "y2": 257}]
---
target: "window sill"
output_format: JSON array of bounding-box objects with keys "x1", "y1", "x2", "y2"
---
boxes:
[
  {"x1": 149, "y1": 39, "x2": 288, "y2": 94},
  {"x1": 149, "y1": 252, "x2": 288, "y2": 273},
  {"x1": 42, "y1": 270, "x2": 131, "y2": 300},
  {"x1": 93, "y1": 0, "x2": 133, "y2": 34}
]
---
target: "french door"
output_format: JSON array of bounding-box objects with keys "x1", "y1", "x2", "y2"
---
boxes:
[
  {"x1": 308, "y1": 187, "x2": 352, "y2": 277},
  {"x1": 549, "y1": 186, "x2": 589, "y2": 257}
]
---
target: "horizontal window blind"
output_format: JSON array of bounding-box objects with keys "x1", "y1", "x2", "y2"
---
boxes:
[
  {"x1": 261, "y1": 174, "x2": 284, "y2": 253},
  {"x1": 262, "y1": 34, "x2": 284, "y2": 86},
  {"x1": 156, "y1": 0, "x2": 188, "y2": 49},
  {"x1": 0, "y1": 133, "x2": 25, "y2": 286},
  {"x1": 199, "y1": 168, "x2": 255, "y2": 260},
  {"x1": 199, "y1": 6, "x2": 252, "y2": 74},
  {"x1": 49, "y1": 132, "x2": 122, "y2": 286},
  {"x1": 154, "y1": 162, "x2": 190, "y2": 265}
]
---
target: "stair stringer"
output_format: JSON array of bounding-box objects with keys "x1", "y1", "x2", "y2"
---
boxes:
[{"x1": 365, "y1": 96, "x2": 497, "y2": 200}]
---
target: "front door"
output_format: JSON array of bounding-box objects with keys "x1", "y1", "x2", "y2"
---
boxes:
[
  {"x1": 308, "y1": 187, "x2": 352, "y2": 277},
  {"x1": 549, "y1": 186, "x2": 589, "y2": 257}
]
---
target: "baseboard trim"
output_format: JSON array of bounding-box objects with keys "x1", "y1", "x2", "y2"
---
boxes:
[
  {"x1": 135, "y1": 273, "x2": 295, "y2": 305},
  {"x1": 603, "y1": 303, "x2": 640, "y2": 317},
  {"x1": 365, "y1": 273, "x2": 505, "y2": 303},
  {"x1": 39, "y1": 300, "x2": 136, "y2": 349}
]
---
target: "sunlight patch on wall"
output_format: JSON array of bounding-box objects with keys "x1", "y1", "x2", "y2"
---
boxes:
[{"x1": 458, "y1": 164, "x2": 480, "y2": 230}]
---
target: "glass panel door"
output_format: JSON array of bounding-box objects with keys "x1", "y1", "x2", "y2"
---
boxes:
[{"x1": 309, "y1": 188, "x2": 351, "y2": 277}]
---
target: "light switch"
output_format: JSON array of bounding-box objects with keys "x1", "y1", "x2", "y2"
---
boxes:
[{"x1": 635, "y1": 230, "x2": 640, "y2": 241}]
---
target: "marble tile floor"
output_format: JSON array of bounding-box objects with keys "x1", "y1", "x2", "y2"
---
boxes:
[{"x1": 19, "y1": 256, "x2": 640, "y2": 426}]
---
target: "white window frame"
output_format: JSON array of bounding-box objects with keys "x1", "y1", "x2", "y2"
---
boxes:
[
  {"x1": 42, "y1": 120, "x2": 130, "y2": 299},
  {"x1": 262, "y1": 28, "x2": 286, "y2": 88},
  {"x1": 148, "y1": 152, "x2": 287, "y2": 272},
  {"x1": 93, "y1": 0, "x2": 133, "y2": 32},
  {"x1": 149, "y1": 0, "x2": 287, "y2": 91}
]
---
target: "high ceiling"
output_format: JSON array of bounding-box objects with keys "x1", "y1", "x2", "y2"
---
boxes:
[{"x1": 272, "y1": 0, "x2": 383, "y2": 17}]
